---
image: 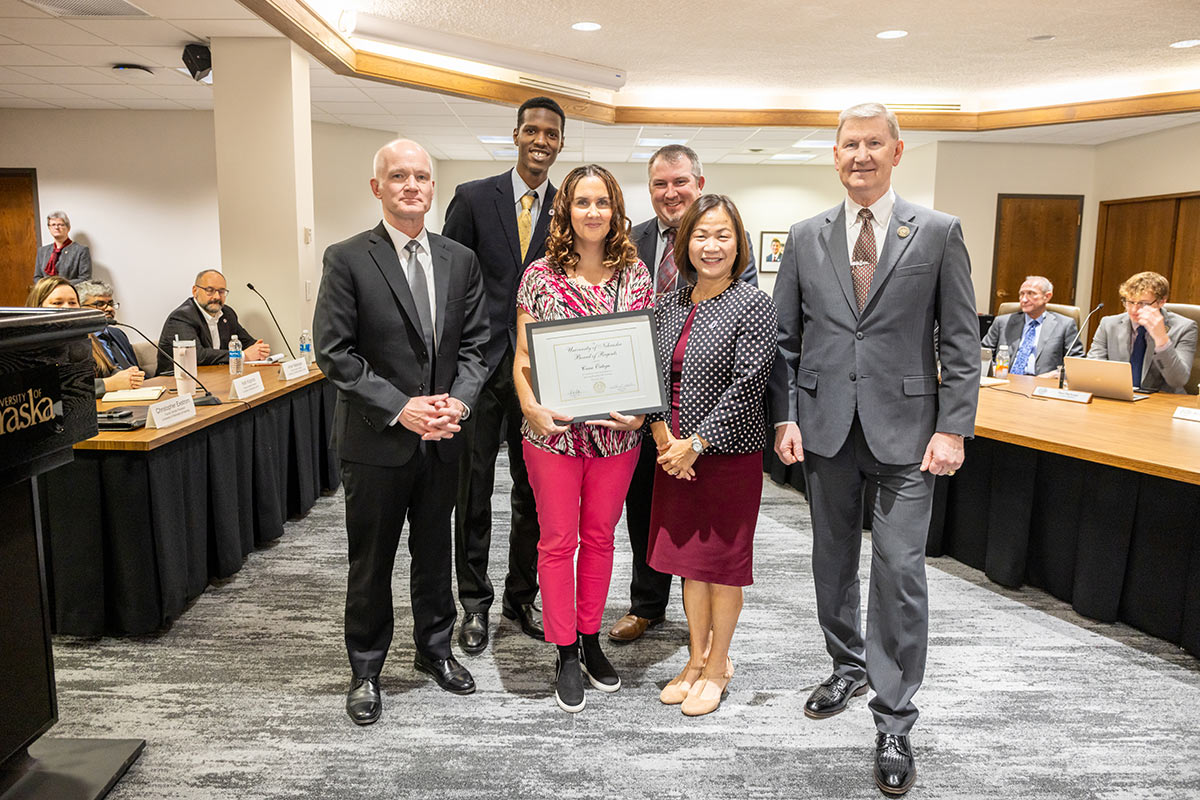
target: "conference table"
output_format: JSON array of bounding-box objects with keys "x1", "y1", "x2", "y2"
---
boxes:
[
  {"x1": 927, "y1": 376, "x2": 1200, "y2": 658},
  {"x1": 39, "y1": 363, "x2": 340, "y2": 637}
]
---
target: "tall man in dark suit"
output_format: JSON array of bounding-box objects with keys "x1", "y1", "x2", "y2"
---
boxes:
[
  {"x1": 981, "y1": 275, "x2": 1082, "y2": 375},
  {"x1": 314, "y1": 139, "x2": 489, "y2": 725},
  {"x1": 441, "y1": 96, "x2": 565, "y2": 654},
  {"x1": 770, "y1": 103, "x2": 978, "y2": 795},
  {"x1": 156, "y1": 269, "x2": 270, "y2": 375},
  {"x1": 609, "y1": 144, "x2": 758, "y2": 643},
  {"x1": 77, "y1": 280, "x2": 139, "y2": 370}
]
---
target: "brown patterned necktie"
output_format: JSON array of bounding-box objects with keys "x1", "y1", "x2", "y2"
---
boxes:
[
  {"x1": 656, "y1": 228, "x2": 678, "y2": 295},
  {"x1": 851, "y1": 207, "x2": 877, "y2": 311}
]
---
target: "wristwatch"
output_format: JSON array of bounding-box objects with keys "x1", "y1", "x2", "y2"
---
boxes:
[{"x1": 690, "y1": 435, "x2": 704, "y2": 454}]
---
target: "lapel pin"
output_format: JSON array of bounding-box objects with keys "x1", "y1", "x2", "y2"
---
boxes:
[{"x1": 898, "y1": 226, "x2": 910, "y2": 239}]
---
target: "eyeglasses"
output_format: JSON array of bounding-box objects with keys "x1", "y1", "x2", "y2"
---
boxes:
[
  {"x1": 195, "y1": 286, "x2": 229, "y2": 297},
  {"x1": 1122, "y1": 299, "x2": 1159, "y2": 310},
  {"x1": 84, "y1": 300, "x2": 119, "y2": 310}
]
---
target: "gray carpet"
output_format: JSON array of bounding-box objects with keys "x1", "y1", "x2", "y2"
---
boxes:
[{"x1": 48, "y1": 454, "x2": 1200, "y2": 799}]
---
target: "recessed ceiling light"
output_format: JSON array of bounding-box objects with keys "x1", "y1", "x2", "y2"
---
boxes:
[
  {"x1": 1028, "y1": 34, "x2": 1056, "y2": 42},
  {"x1": 638, "y1": 137, "x2": 687, "y2": 147},
  {"x1": 770, "y1": 153, "x2": 818, "y2": 162},
  {"x1": 791, "y1": 139, "x2": 836, "y2": 148},
  {"x1": 571, "y1": 22, "x2": 602, "y2": 32},
  {"x1": 876, "y1": 30, "x2": 908, "y2": 40},
  {"x1": 630, "y1": 151, "x2": 654, "y2": 160},
  {"x1": 1170, "y1": 39, "x2": 1200, "y2": 48},
  {"x1": 491, "y1": 148, "x2": 518, "y2": 158},
  {"x1": 478, "y1": 135, "x2": 511, "y2": 144}
]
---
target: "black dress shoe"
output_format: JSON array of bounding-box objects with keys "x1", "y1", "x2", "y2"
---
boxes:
[
  {"x1": 346, "y1": 676, "x2": 381, "y2": 725},
  {"x1": 804, "y1": 673, "x2": 868, "y2": 719},
  {"x1": 502, "y1": 602, "x2": 545, "y2": 640},
  {"x1": 874, "y1": 732, "x2": 916, "y2": 795},
  {"x1": 413, "y1": 653, "x2": 476, "y2": 695},
  {"x1": 458, "y1": 612, "x2": 488, "y2": 655}
]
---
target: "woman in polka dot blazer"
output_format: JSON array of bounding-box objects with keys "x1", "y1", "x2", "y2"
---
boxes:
[{"x1": 645, "y1": 194, "x2": 779, "y2": 717}]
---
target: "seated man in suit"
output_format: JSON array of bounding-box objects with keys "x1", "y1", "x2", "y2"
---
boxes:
[
  {"x1": 34, "y1": 211, "x2": 91, "y2": 284},
  {"x1": 1088, "y1": 270, "x2": 1198, "y2": 393},
  {"x1": 77, "y1": 280, "x2": 139, "y2": 370},
  {"x1": 981, "y1": 275, "x2": 1082, "y2": 376},
  {"x1": 156, "y1": 269, "x2": 270, "y2": 375}
]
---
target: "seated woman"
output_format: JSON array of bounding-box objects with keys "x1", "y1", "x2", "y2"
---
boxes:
[
  {"x1": 646, "y1": 195, "x2": 779, "y2": 716},
  {"x1": 27, "y1": 276, "x2": 144, "y2": 398},
  {"x1": 513, "y1": 164, "x2": 653, "y2": 713}
]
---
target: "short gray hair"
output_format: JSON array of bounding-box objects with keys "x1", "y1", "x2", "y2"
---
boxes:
[
  {"x1": 1023, "y1": 275, "x2": 1053, "y2": 294},
  {"x1": 47, "y1": 210, "x2": 71, "y2": 226},
  {"x1": 836, "y1": 102, "x2": 901, "y2": 142},
  {"x1": 647, "y1": 144, "x2": 702, "y2": 180},
  {"x1": 76, "y1": 280, "x2": 113, "y2": 303}
]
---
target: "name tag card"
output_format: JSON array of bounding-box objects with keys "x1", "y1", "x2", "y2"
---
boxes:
[
  {"x1": 1032, "y1": 386, "x2": 1092, "y2": 404},
  {"x1": 230, "y1": 372, "x2": 265, "y2": 400},
  {"x1": 278, "y1": 358, "x2": 309, "y2": 381},
  {"x1": 1173, "y1": 406, "x2": 1200, "y2": 423},
  {"x1": 146, "y1": 395, "x2": 197, "y2": 429}
]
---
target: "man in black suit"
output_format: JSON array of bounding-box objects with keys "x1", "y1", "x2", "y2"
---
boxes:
[
  {"x1": 156, "y1": 269, "x2": 270, "y2": 375},
  {"x1": 314, "y1": 139, "x2": 489, "y2": 725},
  {"x1": 77, "y1": 280, "x2": 139, "y2": 370},
  {"x1": 609, "y1": 144, "x2": 758, "y2": 643},
  {"x1": 441, "y1": 96, "x2": 565, "y2": 654}
]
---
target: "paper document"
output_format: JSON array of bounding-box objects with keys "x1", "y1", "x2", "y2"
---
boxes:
[{"x1": 101, "y1": 387, "x2": 166, "y2": 402}]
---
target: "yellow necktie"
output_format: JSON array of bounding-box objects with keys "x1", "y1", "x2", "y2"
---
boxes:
[{"x1": 518, "y1": 192, "x2": 534, "y2": 261}]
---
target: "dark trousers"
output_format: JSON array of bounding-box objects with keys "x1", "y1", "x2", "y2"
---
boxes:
[
  {"x1": 454, "y1": 348, "x2": 540, "y2": 613},
  {"x1": 623, "y1": 437, "x2": 675, "y2": 619},
  {"x1": 343, "y1": 451, "x2": 457, "y2": 678},
  {"x1": 802, "y1": 416, "x2": 934, "y2": 736}
]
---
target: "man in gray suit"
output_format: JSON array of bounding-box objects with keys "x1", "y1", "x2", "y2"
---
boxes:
[
  {"x1": 1088, "y1": 270, "x2": 1197, "y2": 393},
  {"x1": 982, "y1": 275, "x2": 1082, "y2": 376},
  {"x1": 34, "y1": 211, "x2": 91, "y2": 284},
  {"x1": 770, "y1": 103, "x2": 979, "y2": 796}
]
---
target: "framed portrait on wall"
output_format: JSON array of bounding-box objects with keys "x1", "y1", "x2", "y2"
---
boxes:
[{"x1": 759, "y1": 231, "x2": 787, "y2": 273}]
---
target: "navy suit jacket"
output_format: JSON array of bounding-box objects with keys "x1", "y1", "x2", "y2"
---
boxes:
[
  {"x1": 97, "y1": 325, "x2": 138, "y2": 370},
  {"x1": 441, "y1": 169, "x2": 556, "y2": 378},
  {"x1": 630, "y1": 217, "x2": 758, "y2": 290}
]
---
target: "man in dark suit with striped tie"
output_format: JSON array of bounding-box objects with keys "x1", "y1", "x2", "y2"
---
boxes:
[{"x1": 441, "y1": 97, "x2": 565, "y2": 654}]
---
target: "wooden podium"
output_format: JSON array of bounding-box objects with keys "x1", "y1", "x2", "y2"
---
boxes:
[{"x1": 0, "y1": 309, "x2": 144, "y2": 800}]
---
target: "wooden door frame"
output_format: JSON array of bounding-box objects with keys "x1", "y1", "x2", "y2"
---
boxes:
[
  {"x1": 0, "y1": 167, "x2": 42, "y2": 248},
  {"x1": 1090, "y1": 189, "x2": 1200, "y2": 311},
  {"x1": 989, "y1": 193, "x2": 1085, "y2": 310}
]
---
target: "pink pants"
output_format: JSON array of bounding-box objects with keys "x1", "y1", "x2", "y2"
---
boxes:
[{"x1": 523, "y1": 442, "x2": 641, "y2": 646}]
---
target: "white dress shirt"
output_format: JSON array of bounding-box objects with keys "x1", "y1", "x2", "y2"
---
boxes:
[
  {"x1": 844, "y1": 188, "x2": 895, "y2": 266},
  {"x1": 193, "y1": 298, "x2": 224, "y2": 349},
  {"x1": 511, "y1": 167, "x2": 548, "y2": 225},
  {"x1": 381, "y1": 218, "x2": 436, "y2": 343}
]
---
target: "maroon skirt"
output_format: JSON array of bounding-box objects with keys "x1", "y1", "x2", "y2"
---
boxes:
[{"x1": 646, "y1": 450, "x2": 762, "y2": 587}]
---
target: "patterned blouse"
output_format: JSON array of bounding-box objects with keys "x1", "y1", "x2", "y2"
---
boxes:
[
  {"x1": 648, "y1": 280, "x2": 779, "y2": 454},
  {"x1": 516, "y1": 257, "x2": 654, "y2": 457}
]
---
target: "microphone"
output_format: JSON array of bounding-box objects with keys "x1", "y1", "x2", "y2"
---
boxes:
[
  {"x1": 113, "y1": 320, "x2": 222, "y2": 406},
  {"x1": 1059, "y1": 302, "x2": 1105, "y2": 389},
  {"x1": 246, "y1": 282, "x2": 297, "y2": 360}
]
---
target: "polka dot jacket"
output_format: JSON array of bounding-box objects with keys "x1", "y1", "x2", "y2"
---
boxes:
[{"x1": 648, "y1": 280, "x2": 779, "y2": 454}]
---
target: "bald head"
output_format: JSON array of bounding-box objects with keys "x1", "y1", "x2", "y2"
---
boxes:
[{"x1": 371, "y1": 138, "x2": 434, "y2": 234}]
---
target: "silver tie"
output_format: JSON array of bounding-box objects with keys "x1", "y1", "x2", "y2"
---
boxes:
[{"x1": 405, "y1": 240, "x2": 434, "y2": 352}]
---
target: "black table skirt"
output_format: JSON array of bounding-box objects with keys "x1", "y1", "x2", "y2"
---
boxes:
[{"x1": 42, "y1": 380, "x2": 340, "y2": 636}]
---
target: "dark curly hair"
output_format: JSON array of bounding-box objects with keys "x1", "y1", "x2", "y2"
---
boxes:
[{"x1": 544, "y1": 164, "x2": 639, "y2": 275}]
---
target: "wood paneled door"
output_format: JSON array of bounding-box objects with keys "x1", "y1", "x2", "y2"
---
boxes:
[
  {"x1": 0, "y1": 169, "x2": 40, "y2": 307},
  {"x1": 990, "y1": 194, "x2": 1083, "y2": 314}
]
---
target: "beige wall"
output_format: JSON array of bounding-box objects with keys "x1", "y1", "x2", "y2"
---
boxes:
[
  {"x1": 1096, "y1": 121, "x2": 1200, "y2": 201},
  {"x1": 311, "y1": 122, "x2": 397, "y2": 267}
]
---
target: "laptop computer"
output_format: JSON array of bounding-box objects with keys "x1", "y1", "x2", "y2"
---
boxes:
[{"x1": 1063, "y1": 356, "x2": 1151, "y2": 401}]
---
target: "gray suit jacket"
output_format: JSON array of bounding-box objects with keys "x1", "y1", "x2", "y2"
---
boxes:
[
  {"x1": 34, "y1": 241, "x2": 92, "y2": 284},
  {"x1": 1087, "y1": 309, "x2": 1198, "y2": 393},
  {"x1": 769, "y1": 195, "x2": 979, "y2": 464},
  {"x1": 631, "y1": 217, "x2": 757, "y2": 290},
  {"x1": 982, "y1": 310, "x2": 1082, "y2": 375}
]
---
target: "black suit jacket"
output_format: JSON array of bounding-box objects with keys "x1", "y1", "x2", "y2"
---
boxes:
[
  {"x1": 97, "y1": 325, "x2": 137, "y2": 370},
  {"x1": 313, "y1": 223, "x2": 489, "y2": 467},
  {"x1": 156, "y1": 298, "x2": 256, "y2": 376},
  {"x1": 441, "y1": 169, "x2": 556, "y2": 377},
  {"x1": 630, "y1": 217, "x2": 759, "y2": 290}
]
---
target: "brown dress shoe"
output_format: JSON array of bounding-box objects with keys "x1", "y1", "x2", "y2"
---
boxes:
[{"x1": 607, "y1": 613, "x2": 665, "y2": 642}]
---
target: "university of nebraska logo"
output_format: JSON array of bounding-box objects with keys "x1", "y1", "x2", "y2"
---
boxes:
[{"x1": 0, "y1": 366, "x2": 62, "y2": 440}]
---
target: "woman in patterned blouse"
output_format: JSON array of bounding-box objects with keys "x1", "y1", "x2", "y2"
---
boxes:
[
  {"x1": 646, "y1": 194, "x2": 779, "y2": 716},
  {"x1": 513, "y1": 164, "x2": 654, "y2": 713}
]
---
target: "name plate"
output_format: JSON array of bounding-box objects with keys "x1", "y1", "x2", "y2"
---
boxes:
[
  {"x1": 146, "y1": 395, "x2": 197, "y2": 429},
  {"x1": 278, "y1": 358, "x2": 309, "y2": 381},
  {"x1": 230, "y1": 371, "x2": 265, "y2": 400},
  {"x1": 1032, "y1": 386, "x2": 1092, "y2": 404},
  {"x1": 1173, "y1": 406, "x2": 1200, "y2": 423}
]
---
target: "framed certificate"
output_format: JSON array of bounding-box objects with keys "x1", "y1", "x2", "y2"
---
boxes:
[{"x1": 526, "y1": 309, "x2": 667, "y2": 422}]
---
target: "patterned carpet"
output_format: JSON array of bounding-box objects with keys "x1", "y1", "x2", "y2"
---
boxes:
[{"x1": 47, "y1": 454, "x2": 1200, "y2": 799}]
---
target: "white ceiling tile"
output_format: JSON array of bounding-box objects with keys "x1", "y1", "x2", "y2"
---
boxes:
[
  {"x1": 3, "y1": 83, "x2": 88, "y2": 99},
  {"x1": 0, "y1": 96, "x2": 55, "y2": 107},
  {"x1": 171, "y1": 19, "x2": 282, "y2": 39},
  {"x1": 144, "y1": 83, "x2": 211, "y2": 99},
  {"x1": 0, "y1": 0, "x2": 51, "y2": 16},
  {"x1": 134, "y1": 0, "x2": 256, "y2": 19},
  {"x1": 114, "y1": 97, "x2": 187, "y2": 109},
  {"x1": 717, "y1": 154, "x2": 768, "y2": 164},
  {"x1": 0, "y1": 65, "x2": 36, "y2": 82},
  {"x1": 336, "y1": 114, "x2": 402, "y2": 128},
  {"x1": 1, "y1": 19, "x2": 111, "y2": 44},
  {"x1": 62, "y1": 81, "x2": 154, "y2": 99},
  {"x1": 9, "y1": 64, "x2": 121, "y2": 83},
  {"x1": 123, "y1": 45, "x2": 189, "y2": 67},
  {"x1": 307, "y1": 69, "x2": 354, "y2": 88},
  {"x1": 310, "y1": 86, "x2": 369, "y2": 102},
  {"x1": 376, "y1": 101, "x2": 453, "y2": 115},
  {"x1": 56, "y1": 97, "x2": 124, "y2": 108},
  {"x1": 68, "y1": 19, "x2": 194, "y2": 46},
  {"x1": 0, "y1": 44, "x2": 69, "y2": 66},
  {"x1": 32, "y1": 44, "x2": 142, "y2": 66},
  {"x1": 313, "y1": 101, "x2": 385, "y2": 115}
]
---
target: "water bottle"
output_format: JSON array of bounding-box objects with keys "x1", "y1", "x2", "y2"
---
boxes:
[
  {"x1": 228, "y1": 334, "x2": 244, "y2": 376},
  {"x1": 299, "y1": 329, "x2": 314, "y2": 366},
  {"x1": 993, "y1": 344, "x2": 1010, "y2": 378}
]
